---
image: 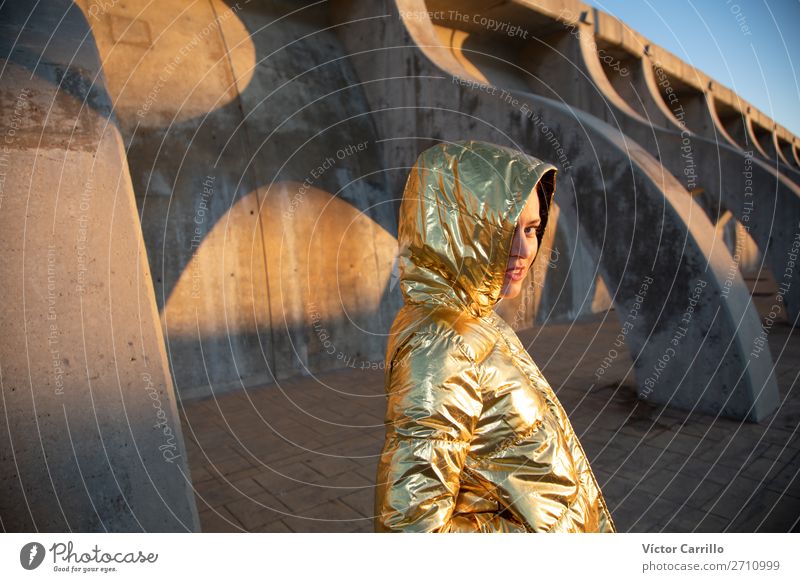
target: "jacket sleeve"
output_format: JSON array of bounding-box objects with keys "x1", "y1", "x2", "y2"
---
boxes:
[{"x1": 374, "y1": 331, "x2": 524, "y2": 532}]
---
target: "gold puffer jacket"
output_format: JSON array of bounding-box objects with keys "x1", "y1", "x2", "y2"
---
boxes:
[{"x1": 374, "y1": 140, "x2": 616, "y2": 533}]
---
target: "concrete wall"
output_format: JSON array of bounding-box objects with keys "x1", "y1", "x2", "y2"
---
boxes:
[
  {"x1": 0, "y1": 0, "x2": 199, "y2": 531},
  {"x1": 75, "y1": 0, "x2": 797, "y2": 406},
  {"x1": 77, "y1": 0, "x2": 401, "y2": 399},
  {"x1": 329, "y1": 0, "x2": 780, "y2": 422},
  {"x1": 4, "y1": 0, "x2": 793, "y2": 534}
]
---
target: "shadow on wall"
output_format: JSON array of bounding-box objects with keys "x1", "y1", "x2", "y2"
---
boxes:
[
  {"x1": 163, "y1": 183, "x2": 398, "y2": 399},
  {"x1": 75, "y1": 0, "x2": 403, "y2": 397}
]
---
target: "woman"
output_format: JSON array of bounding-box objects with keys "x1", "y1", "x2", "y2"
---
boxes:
[{"x1": 374, "y1": 140, "x2": 616, "y2": 533}]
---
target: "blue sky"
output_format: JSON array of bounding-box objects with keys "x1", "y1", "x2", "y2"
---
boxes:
[{"x1": 584, "y1": 0, "x2": 800, "y2": 137}]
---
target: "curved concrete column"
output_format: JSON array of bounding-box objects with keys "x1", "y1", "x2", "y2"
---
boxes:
[
  {"x1": 331, "y1": 0, "x2": 780, "y2": 421},
  {"x1": 0, "y1": 1, "x2": 199, "y2": 530},
  {"x1": 705, "y1": 92, "x2": 749, "y2": 151},
  {"x1": 747, "y1": 116, "x2": 776, "y2": 161},
  {"x1": 773, "y1": 132, "x2": 795, "y2": 168},
  {"x1": 504, "y1": 14, "x2": 800, "y2": 327},
  {"x1": 715, "y1": 211, "x2": 762, "y2": 278},
  {"x1": 625, "y1": 55, "x2": 684, "y2": 132},
  {"x1": 533, "y1": 203, "x2": 613, "y2": 323},
  {"x1": 712, "y1": 100, "x2": 751, "y2": 150},
  {"x1": 518, "y1": 21, "x2": 646, "y2": 127},
  {"x1": 76, "y1": 0, "x2": 400, "y2": 397},
  {"x1": 743, "y1": 118, "x2": 800, "y2": 185},
  {"x1": 588, "y1": 32, "x2": 800, "y2": 325},
  {"x1": 640, "y1": 56, "x2": 800, "y2": 188},
  {"x1": 649, "y1": 75, "x2": 716, "y2": 145}
]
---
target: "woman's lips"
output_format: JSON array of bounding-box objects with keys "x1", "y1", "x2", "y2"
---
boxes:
[{"x1": 505, "y1": 267, "x2": 525, "y2": 282}]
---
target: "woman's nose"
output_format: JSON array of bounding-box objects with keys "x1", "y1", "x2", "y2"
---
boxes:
[{"x1": 511, "y1": 229, "x2": 536, "y2": 259}]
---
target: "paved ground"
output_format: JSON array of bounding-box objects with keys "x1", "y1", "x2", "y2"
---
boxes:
[{"x1": 179, "y1": 274, "x2": 800, "y2": 532}]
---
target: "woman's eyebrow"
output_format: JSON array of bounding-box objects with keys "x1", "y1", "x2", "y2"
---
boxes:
[{"x1": 526, "y1": 218, "x2": 542, "y2": 226}]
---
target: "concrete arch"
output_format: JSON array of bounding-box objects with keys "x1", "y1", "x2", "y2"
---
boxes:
[
  {"x1": 747, "y1": 117, "x2": 800, "y2": 184},
  {"x1": 588, "y1": 40, "x2": 663, "y2": 127},
  {"x1": 748, "y1": 117, "x2": 777, "y2": 161},
  {"x1": 578, "y1": 30, "x2": 800, "y2": 326},
  {"x1": 707, "y1": 94, "x2": 750, "y2": 151},
  {"x1": 452, "y1": 5, "x2": 800, "y2": 327},
  {"x1": 331, "y1": 0, "x2": 779, "y2": 421},
  {"x1": 518, "y1": 22, "x2": 647, "y2": 127},
  {"x1": 647, "y1": 67, "x2": 716, "y2": 141},
  {"x1": 74, "y1": 0, "x2": 402, "y2": 397},
  {"x1": 625, "y1": 52, "x2": 685, "y2": 132},
  {"x1": 536, "y1": 202, "x2": 613, "y2": 323},
  {"x1": 775, "y1": 135, "x2": 798, "y2": 169}
]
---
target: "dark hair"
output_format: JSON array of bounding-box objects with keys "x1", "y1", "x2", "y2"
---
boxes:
[{"x1": 535, "y1": 169, "x2": 556, "y2": 245}]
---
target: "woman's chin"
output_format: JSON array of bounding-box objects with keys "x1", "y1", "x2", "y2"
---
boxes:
[{"x1": 500, "y1": 280, "x2": 522, "y2": 299}]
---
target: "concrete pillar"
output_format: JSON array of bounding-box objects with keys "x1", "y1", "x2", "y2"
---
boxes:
[
  {"x1": 517, "y1": 11, "x2": 800, "y2": 327},
  {"x1": 0, "y1": 0, "x2": 199, "y2": 531},
  {"x1": 76, "y1": 0, "x2": 399, "y2": 398},
  {"x1": 331, "y1": 0, "x2": 780, "y2": 422}
]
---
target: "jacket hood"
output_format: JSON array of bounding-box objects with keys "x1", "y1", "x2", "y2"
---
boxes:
[{"x1": 397, "y1": 140, "x2": 557, "y2": 318}]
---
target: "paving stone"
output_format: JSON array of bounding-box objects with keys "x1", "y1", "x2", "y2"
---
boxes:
[
  {"x1": 189, "y1": 465, "x2": 215, "y2": 483},
  {"x1": 280, "y1": 500, "x2": 367, "y2": 533},
  {"x1": 301, "y1": 454, "x2": 362, "y2": 479},
  {"x1": 194, "y1": 474, "x2": 264, "y2": 509},
  {"x1": 726, "y1": 488, "x2": 800, "y2": 532},
  {"x1": 619, "y1": 442, "x2": 689, "y2": 472},
  {"x1": 220, "y1": 464, "x2": 268, "y2": 483},
  {"x1": 680, "y1": 459, "x2": 747, "y2": 487},
  {"x1": 644, "y1": 430, "x2": 712, "y2": 458},
  {"x1": 272, "y1": 481, "x2": 354, "y2": 515},
  {"x1": 758, "y1": 442, "x2": 798, "y2": 462},
  {"x1": 225, "y1": 490, "x2": 292, "y2": 531},
  {"x1": 765, "y1": 449, "x2": 800, "y2": 493},
  {"x1": 634, "y1": 496, "x2": 704, "y2": 532},
  {"x1": 319, "y1": 468, "x2": 374, "y2": 489},
  {"x1": 637, "y1": 466, "x2": 725, "y2": 507},
  {"x1": 354, "y1": 463, "x2": 379, "y2": 485},
  {"x1": 588, "y1": 444, "x2": 630, "y2": 466},
  {"x1": 660, "y1": 505, "x2": 729, "y2": 533},
  {"x1": 251, "y1": 519, "x2": 294, "y2": 533},
  {"x1": 264, "y1": 459, "x2": 327, "y2": 484},
  {"x1": 704, "y1": 477, "x2": 768, "y2": 522},
  {"x1": 179, "y1": 290, "x2": 800, "y2": 532},
  {"x1": 338, "y1": 489, "x2": 375, "y2": 519},
  {"x1": 611, "y1": 489, "x2": 678, "y2": 531},
  {"x1": 600, "y1": 475, "x2": 641, "y2": 509},
  {"x1": 204, "y1": 451, "x2": 257, "y2": 478},
  {"x1": 198, "y1": 506, "x2": 245, "y2": 533}
]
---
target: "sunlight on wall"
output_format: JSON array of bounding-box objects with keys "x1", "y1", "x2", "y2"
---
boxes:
[
  {"x1": 76, "y1": 0, "x2": 255, "y2": 126},
  {"x1": 162, "y1": 182, "x2": 397, "y2": 339}
]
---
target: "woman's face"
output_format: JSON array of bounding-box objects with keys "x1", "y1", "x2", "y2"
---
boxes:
[{"x1": 500, "y1": 184, "x2": 542, "y2": 299}]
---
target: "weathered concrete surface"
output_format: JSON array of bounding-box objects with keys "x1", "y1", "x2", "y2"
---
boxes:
[
  {"x1": 0, "y1": 0, "x2": 199, "y2": 531},
  {"x1": 421, "y1": 1, "x2": 800, "y2": 327},
  {"x1": 3, "y1": 0, "x2": 794, "y2": 534},
  {"x1": 330, "y1": 0, "x2": 779, "y2": 421},
  {"x1": 180, "y1": 272, "x2": 799, "y2": 532},
  {"x1": 77, "y1": 0, "x2": 401, "y2": 398}
]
